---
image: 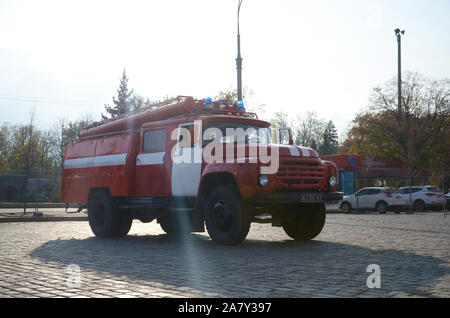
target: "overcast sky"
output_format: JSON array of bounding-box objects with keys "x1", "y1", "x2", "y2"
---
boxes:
[{"x1": 1, "y1": 0, "x2": 449, "y2": 138}]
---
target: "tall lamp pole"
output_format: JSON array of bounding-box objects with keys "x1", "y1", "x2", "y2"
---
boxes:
[
  {"x1": 236, "y1": 0, "x2": 243, "y2": 102},
  {"x1": 395, "y1": 28, "x2": 405, "y2": 112},
  {"x1": 395, "y1": 28, "x2": 412, "y2": 212}
]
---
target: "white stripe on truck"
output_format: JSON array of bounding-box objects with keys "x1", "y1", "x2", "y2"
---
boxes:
[
  {"x1": 282, "y1": 145, "x2": 311, "y2": 157},
  {"x1": 64, "y1": 153, "x2": 127, "y2": 169},
  {"x1": 136, "y1": 152, "x2": 165, "y2": 165}
]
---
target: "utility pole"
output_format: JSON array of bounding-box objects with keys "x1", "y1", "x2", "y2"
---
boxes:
[{"x1": 236, "y1": 0, "x2": 243, "y2": 102}]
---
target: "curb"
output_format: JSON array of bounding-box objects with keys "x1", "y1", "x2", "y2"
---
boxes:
[
  {"x1": 0, "y1": 203, "x2": 77, "y2": 209},
  {"x1": 0, "y1": 216, "x2": 88, "y2": 223}
]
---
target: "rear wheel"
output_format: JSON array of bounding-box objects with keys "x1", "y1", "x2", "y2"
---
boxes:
[
  {"x1": 204, "y1": 186, "x2": 250, "y2": 245},
  {"x1": 281, "y1": 203, "x2": 326, "y2": 241},
  {"x1": 87, "y1": 190, "x2": 132, "y2": 237}
]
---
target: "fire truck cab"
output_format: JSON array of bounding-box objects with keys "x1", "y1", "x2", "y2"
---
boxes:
[{"x1": 62, "y1": 96, "x2": 342, "y2": 245}]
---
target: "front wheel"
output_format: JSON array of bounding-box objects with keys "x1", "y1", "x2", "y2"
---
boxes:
[
  {"x1": 281, "y1": 203, "x2": 326, "y2": 241},
  {"x1": 340, "y1": 202, "x2": 351, "y2": 214},
  {"x1": 204, "y1": 186, "x2": 250, "y2": 245},
  {"x1": 376, "y1": 201, "x2": 388, "y2": 214}
]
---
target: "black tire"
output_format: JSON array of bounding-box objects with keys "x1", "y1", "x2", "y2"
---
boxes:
[
  {"x1": 413, "y1": 200, "x2": 425, "y2": 212},
  {"x1": 204, "y1": 186, "x2": 250, "y2": 245},
  {"x1": 158, "y1": 213, "x2": 191, "y2": 236},
  {"x1": 376, "y1": 201, "x2": 388, "y2": 214},
  {"x1": 340, "y1": 202, "x2": 351, "y2": 214},
  {"x1": 281, "y1": 203, "x2": 326, "y2": 241},
  {"x1": 115, "y1": 212, "x2": 133, "y2": 237},
  {"x1": 87, "y1": 190, "x2": 132, "y2": 237}
]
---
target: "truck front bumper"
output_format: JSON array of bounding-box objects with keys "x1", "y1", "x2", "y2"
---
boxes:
[{"x1": 249, "y1": 191, "x2": 344, "y2": 205}]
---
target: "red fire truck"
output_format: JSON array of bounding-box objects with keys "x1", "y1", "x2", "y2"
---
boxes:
[{"x1": 62, "y1": 96, "x2": 342, "y2": 245}]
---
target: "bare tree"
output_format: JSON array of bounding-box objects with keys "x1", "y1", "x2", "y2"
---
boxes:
[
  {"x1": 343, "y1": 72, "x2": 450, "y2": 173},
  {"x1": 369, "y1": 72, "x2": 450, "y2": 170},
  {"x1": 9, "y1": 112, "x2": 40, "y2": 212},
  {"x1": 293, "y1": 111, "x2": 326, "y2": 149},
  {"x1": 0, "y1": 123, "x2": 11, "y2": 171}
]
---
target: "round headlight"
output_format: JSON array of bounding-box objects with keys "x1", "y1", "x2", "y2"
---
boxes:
[
  {"x1": 258, "y1": 174, "x2": 269, "y2": 187},
  {"x1": 329, "y1": 176, "x2": 337, "y2": 187}
]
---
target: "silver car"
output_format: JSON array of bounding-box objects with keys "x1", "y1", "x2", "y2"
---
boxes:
[{"x1": 339, "y1": 187, "x2": 404, "y2": 214}]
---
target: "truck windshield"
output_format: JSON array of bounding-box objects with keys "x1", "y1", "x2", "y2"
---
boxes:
[{"x1": 203, "y1": 122, "x2": 272, "y2": 146}]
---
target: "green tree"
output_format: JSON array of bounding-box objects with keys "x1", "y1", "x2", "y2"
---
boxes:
[
  {"x1": 318, "y1": 120, "x2": 338, "y2": 156},
  {"x1": 102, "y1": 69, "x2": 134, "y2": 119}
]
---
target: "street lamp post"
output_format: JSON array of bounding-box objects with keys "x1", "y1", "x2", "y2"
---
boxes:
[
  {"x1": 236, "y1": 0, "x2": 243, "y2": 102},
  {"x1": 395, "y1": 28, "x2": 405, "y2": 113},
  {"x1": 395, "y1": 28, "x2": 412, "y2": 212}
]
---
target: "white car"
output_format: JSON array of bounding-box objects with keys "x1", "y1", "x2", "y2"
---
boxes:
[
  {"x1": 339, "y1": 187, "x2": 404, "y2": 214},
  {"x1": 397, "y1": 186, "x2": 445, "y2": 212}
]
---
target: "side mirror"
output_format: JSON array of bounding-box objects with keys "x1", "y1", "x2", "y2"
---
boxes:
[{"x1": 288, "y1": 128, "x2": 294, "y2": 145}]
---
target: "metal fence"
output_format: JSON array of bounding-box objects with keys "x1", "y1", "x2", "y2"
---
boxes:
[
  {"x1": 355, "y1": 173, "x2": 450, "y2": 192},
  {"x1": 0, "y1": 170, "x2": 62, "y2": 204}
]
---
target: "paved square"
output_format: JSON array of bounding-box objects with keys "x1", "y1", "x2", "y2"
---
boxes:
[{"x1": 0, "y1": 212, "x2": 448, "y2": 298}]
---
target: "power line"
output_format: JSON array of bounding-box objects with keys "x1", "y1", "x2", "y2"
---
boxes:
[{"x1": 0, "y1": 93, "x2": 104, "y2": 108}]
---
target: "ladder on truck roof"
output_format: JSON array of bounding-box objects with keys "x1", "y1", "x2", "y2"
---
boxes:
[{"x1": 77, "y1": 96, "x2": 258, "y2": 140}]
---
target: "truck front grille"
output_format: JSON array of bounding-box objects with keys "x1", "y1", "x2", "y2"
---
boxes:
[{"x1": 276, "y1": 160, "x2": 324, "y2": 188}]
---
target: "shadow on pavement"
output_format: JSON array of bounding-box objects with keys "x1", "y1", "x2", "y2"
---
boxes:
[{"x1": 29, "y1": 233, "x2": 449, "y2": 297}]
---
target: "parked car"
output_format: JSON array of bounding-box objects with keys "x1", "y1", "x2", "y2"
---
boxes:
[
  {"x1": 445, "y1": 192, "x2": 450, "y2": 209},
  {"x1": 397, "y1": 186, "x2": 445, "y2": 212},
  {"x1": 339, "y1": 187, "x2": 404, "y2": 214}
]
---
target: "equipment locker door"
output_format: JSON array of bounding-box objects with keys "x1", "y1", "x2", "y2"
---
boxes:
[{"x1": 135, "y1": 128, "x2": 169, "y2": 196}]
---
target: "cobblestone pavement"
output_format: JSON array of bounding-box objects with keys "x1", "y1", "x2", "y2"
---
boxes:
[{"x1": 0, "y1": 212, "x2": 448, "y2": 298}]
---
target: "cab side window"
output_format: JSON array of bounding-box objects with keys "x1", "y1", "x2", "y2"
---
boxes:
[{"x1": 143, "y1": 129, "x2": 166, "y2": 152}]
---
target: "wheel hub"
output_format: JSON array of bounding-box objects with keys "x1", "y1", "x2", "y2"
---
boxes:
[{"x1": 212, "y1": 200, "x2": 232, "y2": 230}]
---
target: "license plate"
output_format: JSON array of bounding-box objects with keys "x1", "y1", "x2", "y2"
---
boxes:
[{"x1": 301, "y1": 193, "x2": 322, "y2": 202}]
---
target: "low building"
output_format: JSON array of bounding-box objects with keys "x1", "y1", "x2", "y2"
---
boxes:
[{"x1": 322, "y1": 155, "x2": 429, "y2": 195}]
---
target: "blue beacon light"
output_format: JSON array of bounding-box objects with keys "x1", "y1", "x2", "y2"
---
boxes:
[
  {"x1": 205, "y1": 97, "x2": 213, "y2": 106},
  {"x1": 237, "y1": 100, "x2": 245, "y2": 112}
]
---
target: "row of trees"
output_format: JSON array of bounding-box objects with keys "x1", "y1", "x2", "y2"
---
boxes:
[
  {"x1": 0, "y1": 115, "x2": 94, "y2": 173},
  {"x1": 269, "y1": 111, "x2": 339, "y2": 156}
]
